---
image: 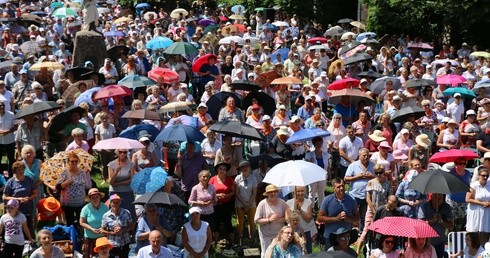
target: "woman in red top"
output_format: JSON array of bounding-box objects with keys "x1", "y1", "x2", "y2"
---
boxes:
[{"x1": 209, "y1": 162, "x2": 236, "y2": 244}]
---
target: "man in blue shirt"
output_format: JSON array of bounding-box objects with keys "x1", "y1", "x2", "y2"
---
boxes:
[
  {"x1": 136, "y1": 230, "x2": 172, "y2": 258},
  {"x1": 333, "y1": 95, "x2": 356, "y2": 127}
]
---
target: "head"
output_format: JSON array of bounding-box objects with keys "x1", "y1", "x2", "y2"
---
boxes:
[
  {"x1": 293, "y1": 186, "x2": 306, "y2": 200},
  {"x1": 409, "y1": 237, "x2": 429, "y2": 249},
  {"x1": 198, "y1": 170, "x2": 211, "y2": 185},
  {"x1": 378, "y1": 234, "x2": 397, "y2": 251},
  {"x1": 93, "y1": 237, "x2": 112, "y2": 256},
  {"x1": 36, "y1": 229, "x2": 53, "y2": 247},
  {"x1": 332, "y1": 177, "x2": 345, "y2": 197},
  {"x1": 410, "y1": 158, "x2": 423, "y2": 172},
  {"x1": 21, "y1": 144, "x2": 35, "y2": 160},
  {"x1": 117, "y1": 149, "x2": 128, "y2": 160},
  {"x1": 465, "y1": 232, "x2": 481, "y2": 249},
  {"x1": 346, "y1": 125, "x2": 355, "y2": 140},
  {"x1": 71, "y1": 128, "x2": 84, "y2": 142},
  {"x1": 478, "y1": 168, "x2": 489, "y2": 184}
]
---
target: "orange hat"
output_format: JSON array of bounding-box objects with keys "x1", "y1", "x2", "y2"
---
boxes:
[
  {"x1": 42, "y1": 197, "x2": 61, "y2": 212},
  {"x1": 93, "y1": 237, "x2": 112, "y2": 253}
]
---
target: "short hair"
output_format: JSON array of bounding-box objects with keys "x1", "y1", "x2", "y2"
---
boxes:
[
  {"x1": 331, "y1": 177, "x2": 344, "y2": 185},
  {"x1": 131, "y1": 99, "x2": 143, "y2": 109},
  {"x1": 312, "y1": 136, "x2": 323, "y2": 145},
  {"x1": 36, "y1": 229, "x2": 52, "y2": 243},
  {"x1": 21, "y1": 144, "x2": 35, "y2": 158},
  {"x1": 346, "y1": 125, "x2": 354, "y2": 130},
  {"x1": 373, "y1": 164, "x2": 385, "y2": 174},
  {"x1": 12, "y1": 161, "x2": 25, "y2": 171},
  {"x1": 67, "y1": 152, "x2": 79, "y2": 161},
  {"x1": 358, "y1": 147, "x2": 369, "y2": 155},
  {"x1": 198, "y1": 170, "x2": 211, "y2": 178},
  {"x1": 288, "y1": 210, "x2": 300, "y2": 222},
  {"x1": 71, "y1": 128, "x2": 84, "y2": 137}
]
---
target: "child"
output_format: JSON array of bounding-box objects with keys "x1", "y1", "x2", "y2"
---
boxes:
[
  {"x1": 0, "y1": 199, "x2": 34, "y2": 258},
  {"x1": 288, "y1": 210, "x2": 306, "y2": 253}
]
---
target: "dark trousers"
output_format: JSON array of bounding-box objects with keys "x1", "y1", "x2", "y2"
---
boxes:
[
  {"x1": 433, "y1": 243, "x2": 447, "y2": 258},
  {"x1": 214, "y1": 201, "x2": 234, "y2": 234},
  {"x1": 0, "y1": 143, "x2": 15, "y2": 177},
  {"x1": 62, "y1": 205, "x2": 83, "y2": 229},
  {"x1": 339, "y1": 164, "x2": 348, "y2": 180},
  {"x1": 83, "y1": 238, "x2": 97, "y2": 258},
  {"x1": 355, "y1": 197, "x2": 368, "y2": 233},
  {"x1": 3, "y1": 243, "x2": 24, "y2": 258},
  {"x1": 111, "y1": 244, "x2": 130, "y2": 258}
]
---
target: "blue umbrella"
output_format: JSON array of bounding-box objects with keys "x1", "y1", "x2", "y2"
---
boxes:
[
  {"x1": 130, "y1": 166, "x2": 167, "y2": 194},
  {"x1": 146, "y1": 36, "x2": 174, "y2": 50},
  {"x1": 74, "y1": 87, "x2": 101, "y2": 106},
  {"x1": 155, "y1": 124, "x2": 205, "y2": 143},
  {"x1": 356, "y1": 32, "x2": 377, "y2": 41},
  {"x1": 118, "y1": 75, "x2": 157, "y2": 89},
  {"x1": 198, "y1": 18, "x2": 215, "y2": 27},
  {"x1": 260, "y1": 23, "x2": 277, "y2": 31},
  {"x1": 120, "y1": 124, "x2": 160, "y2": 141},
  {"x1": 270, "y1": 48, "x2": 289, "y2": 63},
  {"x1": 286, "y1": 128, "x2": 331, "y2": 145},
  {"x1": 443, "y1": 87, "x2": 476, "y2": 99},
  {"x1": 135, "y1": 3, "x2": 150, "y2": 9},
  {"x1": 473, "y1": 79, "x2": 490, "y2": 93},
  {"x1": 231, "y1": 4, "x2": 245, "y2": 14},
  {"x1": 104, "y1": 30, "x2": 127, "y2": 37}
]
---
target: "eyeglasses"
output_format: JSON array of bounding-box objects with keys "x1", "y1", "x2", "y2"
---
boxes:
[
  {"x1": 69, "y1": 160, "x2": 79, "y2": 163},
  {"x1": 338, "y1": 236, "x2": 351, "y2": 241},
  {"x1": 480, "y1": 174, "x2": 489, "y2": 178},
  {"x1": 384, "y1": 240, "x2": 394, "y2": 244},
  {"x1": 375, "y1": 172, "x2": 384, "y2": 175}
]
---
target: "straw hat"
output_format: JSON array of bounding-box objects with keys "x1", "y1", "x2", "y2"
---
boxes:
[
  {"x1": 85, "y1": 188, "x2": 105, "y2": 202},
  {"x1": 93, "y1": 237, "x2": 113, "y2": 253},
  {"x1": 368, "y1": 130, "x2": 386, "y2": 142},
  {"x1": 263, "y1": 184, "x2": 280, "y2": 196},
  {"x1": 415, "y1": 134, "x2": 431, "y2": 149},
  {"x1": 276, "y1": 126, "x2": 290, "y2": 137}
]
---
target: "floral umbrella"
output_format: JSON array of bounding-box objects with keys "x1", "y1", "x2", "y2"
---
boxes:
[{"x1": 40, "y1": 149, "x2": 94, "y2": 189}]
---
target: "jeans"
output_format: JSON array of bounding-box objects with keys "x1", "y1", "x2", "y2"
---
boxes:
[{"x1": 355, "y1": 197, "x2": 368, "y2": 233}]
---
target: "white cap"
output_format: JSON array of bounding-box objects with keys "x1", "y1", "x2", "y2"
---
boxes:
[
  {"x1": 189, "y1": 207, "x2": 201, "y2": 214},
  {"x1": 248, "y1": 72, "x2": 254, "y2": 78},
  {"x1": 441, "y1": 117, "x2": 450, "y2": 123},
  {"x1": 263, "y1": 115, "x2": 271, "y2": 121},
  {"x1": 198, "y1": 103, "x2": 207, "y2": 109},
  {"x1": 360, "y1": 78, "x2": 368, "y2": 84},
  {"x1": 454, "y1": 93, "x2": 462, "y2": 98},
  {"x1": 466, "y1": 109, "x2": 476, "y2": 116},
  {"x1": 435, "y1": 99, "x2": 444, "y2": 105},
  {"x1": 320, "y1": 71, "x2": 327, "y2": 77},
  {"x1": 392, "y1": 95, "x2": 401, "y2": 101},
  {"x1": 400, "y1": 128, "x2": 410, "y2": 135},
  {"x1": 139, "y1": 136, "x2": 150, "y2": 142}
]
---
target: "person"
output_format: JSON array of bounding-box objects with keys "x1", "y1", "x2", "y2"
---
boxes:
[
  {"x1": 178, "y1": 141, "x2": 208, "y2": 201},
  {"x1": 304, "y1": 136, "x2": 329, "y2": 207},
  {"x1": 408, "y1": 134, "x2": 431, "y2": 170},
  {"x1": 218, "y1": 96, "x2": 243, "y2": 122},
  {"x1": 449, "y1": 232, "x2": 484, "y2": 258},
  {"x1": 36, "y1": 197, "x2": 64, "y2": 229},
  {"x1": 131, "y1": 137, "x2": 157, "y2": 171},
  {"x1": 201, "y1": 130, "x2": 221, "y2": 169},
  {"x1": 29, "y1": 229, "x2": 66, "y2": 258},
  {"x1": 339, "y1": 125, "x2": 364, "y2": 179},
  {"x1": 254, "y1": 184, "x2": 290, "y2": 257},
  {"x1": 404, "y1": 237, "x2": 437, "y2": 258},
  {"x1": 101, "y1": 194, "x2": 135, "y2": 258},
  {"x1": 0, "y1": 199, "x2": 34, "y2": 258},
  {"x1": 369, "y1": 234, "x2": 399, "y2": 258},
  {"x1": 188, "y1": 170, "x2": 217, "y2": 234},
  {"x1": 108, "y1": 149, "x2": 136, "y2": 219},
  {"x1": 418, "y1": 193, "x2": 454, "y2": 257},
  {"x1": 327, "y1": 227, "x2": 358, "y2": 257},
  {"x1": 182, "y1": 207, "x2": 212, "y2": 258},
  {"x1": 317, "y1": 178, "x2": 360, "y2": 250},
  {"x1": 466, "y1": 168, "x2": 490, "y2": 244},
  {"x1": 264, "y1": 226, "x2": 303, "y2": 258},
  {"x1": 135, "y1": 203, "x2": 173, "y2": 252},
  {"x1": 94, "y1": 111, "x2": 116, "y2": 181},
  {"x1": 136, "y1": 230, "x2": 172, "y2": 258},
  {"x1": 447, "y1": 157, "x2": 471, "y2": 231},
  {"x1": 80, "y1": 188, "x2": 109, "y2": 258},
  {"x1": 436, "y1": 119, "x2": 461, "y2": 151},
  {"x1": 92, "y1": 237, "x2": 116, "y2": 258},
  {"x1": 234, "y1": 161, "x2": 257, "y2": 241},
  {"x1": 0, "y1": 98, "x2": 16, "y2": 177},
  {"x1": 396, "y1": 159, "x2": 426, "y2": 218},
  {"x1": 65, "y1": 128, "x2": 90, "y2": 152},
  {"x1": 286, "y1": 186, "x2": 314, "y2": 254},
  {"x1": 214, "y1": 134, "x2": 242, "y2": 177}
]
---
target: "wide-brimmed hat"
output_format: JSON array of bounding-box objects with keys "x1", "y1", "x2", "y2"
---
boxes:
[
  {"x1": 378, "y1": 141, "x2": 393, "y2": 151},
  {"x1": 368, "y1": 130, "x2": 386, "y2": 142},
  {"x1": 214, "y1": 162, "x2": 231, "y2": 172},
  {"x1": 42, "y1": 197, "x2": 61, "y2": 212},
  {"x1": 276, "y1": 126, "x2": 290, "y2": 137},
  {"x1": 263, "y1": 184, "x2": 280, "y2": 196},
  {"x1": 415, "y1": 134, "x2": 431, "y2": 149},
  {"x1": 93, "y1": 237, "x2": 113, "y2": 253},
  {"x1": 85, "y1": 188, "x2": 105, "y2": 202},
  {"x1": 393, "y1": 149, "x2": 408, "y2": 160},
  {"x1": 290, "y1": 115, "x2": 303, "y2": 124},
  {"x1": 329, "y1": 227, "x2": 358, "y2": 246},
  {"x1": 447, "y1": 119, "x2": 459, "y2": 126}
]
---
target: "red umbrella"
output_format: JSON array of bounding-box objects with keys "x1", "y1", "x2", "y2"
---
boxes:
[
  {"x1": 93, "y1": 85, "x2": 132, "y2": 100},
  {"x1": 148, "y1": 68, "x2": 180, "y2": 84},
  {"x1": 192, "y1": 54, "x2": 217, "y2": 73},
  {"x1": 429, "y1": 149, "x2": 479, "y2": 163},
  {"x1": 368, "y1": 217, "x2": 439, "y2": 238},
  {"x1": 151, "y1": 17, "x2": 166, "y2": 25},
  {"x1": 436, "y1": 74, "x2": 467, "y2": 86},
  {"x1": 307, "y1": 37, "x2": 327, "y2": 44},
  {"x1": 328, "y1": 78, "x2": 360, "y2": 90},
  {"x1": 234, "y1": 23, "x2": 246, "y2": 32},
  {"x1": 218, "y1": 16, "x2": 228, "y2": 22},
  {"x1": 255, "y1": 70, "x2": 282, "y2": 89}
]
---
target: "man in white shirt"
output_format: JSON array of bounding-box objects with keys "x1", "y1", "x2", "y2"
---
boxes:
[
  {"x1": 137, "y1": 230, "x2": 172, "y2": 258},
  {"x1": 446, "y1": 93, "x2": 464, "y2": 123},
  {"x1": 338, "y1": 125, "x2": 364, "y2": 179}
]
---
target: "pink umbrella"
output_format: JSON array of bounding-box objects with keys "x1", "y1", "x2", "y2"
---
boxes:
[
  {"x1": 368, "y1": 216, "x2": 439, "y2": 238},
  {"x1": 407, "y1": 42, "x2": 433, "y2": 50},
  {"x1": 436, "y1": 74, "x2": 467, "y2": 86},
  {"x1": 92, "y1": 137, "x2": 145, "y2": 151},
  {"x1": 429, "y1": 149, "x2": 479, "y2": 163},
  {"x1": 93, "y1": 85, "x2": 132, "y2": 100}
]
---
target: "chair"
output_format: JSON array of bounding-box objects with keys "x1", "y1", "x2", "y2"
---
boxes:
[{"x1": 447, "y1": 231, "x2": 466, "y2": 256}]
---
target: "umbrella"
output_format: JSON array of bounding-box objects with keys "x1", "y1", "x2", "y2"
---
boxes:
[
  {"x1": 93, "y1": 137, "x2": 145, "y2": 150},
  {"x1": 370, "y1": 76, "x2": 402, "y2": 94},
  {"x1": 272, "y1": 21, "x2": 289, "y2": 27},
  {"x1": 107, "y1": 45, "x2": 130, "y2": 60},
  {"x1": 328, "y1": 89, "x2": 374, "y2": 105},
  {"x1": 301, "y1": 251, "x2": 356, "y2": 258},
  {"x1": 170, "y1": 8, "x2": 188, "y2": 19},
  {"x1": 40, "y1": 149, "x2": 94, "y2": 189},
  {"x1": 263, "y1": 160, "x2": 327, "y2": 187},
  {"x1": 255, "y1": 70, "x2": 282, "y2": 88},
  {"x1": 339, "y1": 41, "x2": 362, "y2": 55},
  {"x1": 270, "y1": 48, "x2": 290, "y2": 62},
  {"x1": 328, "y1": 78, "x2": 360, "y2": 90},
  {"x1": 407, "y1": 42, "x2": 433, "y2": 50},
  {"x1": 259, "y1": 23, "x2": 277, "y2": 31},
  {"x1": 391, "y1": 106, "x2": 425, "y2": 123},
  {"x1": 122, "y1": 109, "x2": 161, "y2": 121},
  {"x1": 118, "y1": 75, "x2": 157, "y2": 89},
  {"x1": 307, "y1": 37, "x2": 327, "y2": 44},
  {"x1": 242, "y1": 92, "x2": 276, "y2": 116},
  {"x1": 104, "y1": 30, "x2": 127, "y2": 37},
  {"x1": 74, "y1": 87, "x2": 101, "y2": 106},
  {"x1": 143, "y1": 11, "x2": 158, "y2": 21},
  {"x1": 230, "y1": 80, "x2": 262, "y2": 91},
  {"x1": 146, "y1": 37, "x2": 174, "y2": 50},
  {"x1": 338, "y1": 18, "x2": 353, "y2": 24},
  {"x1": 436, "y1": 74, "x2": 467, "y2": 86},
  {"x1": 0, "y1": 60, "x2": 18, "y2": 69},
  {"x1": 130, "y1": 166, "x2": 167, "y2": 194},
  {"x1": 249, "y1": 153, "x2": 286, "y2": 170},
  {"x1": 341, "y1": 32, "x2": 357, "y2": 41},
  {"x1": 473, "y1": 79, "x2": 490, "y2": 93},
  {"x1": 20, "y1": 13, "x2": 42, "y2": 24},
  {"x1": 163, "y1": 42, "x2": 198, "y2": 55},
  {"x1": 199, "y1": 33, "x2": 219, "y2": 46},
  {"x1": 231, "y1": 4, "x2": 245, "y2": 14},
  {"x1": 443, "y1": 87, "x2": 476, "y2": 99},
  {"x1": 155, "y1": 124, "x2": 205, "y2": 143},
  {"x1": 133, "y1": 191, "x2": 186, "y2": 206},
  {"x1": 350, "y1": 21, "x2": 366, "y2": 30},
  {"x1": 148, "y1": 68, "x2": 180, "y2": 84},
  {"x1": 93, "y1": 85, "x2": 132, "y2": 100},
  {"x1": 429, "y1": 149, "x2": 479, "y2": 163},
  {"x1": 119, "y1": 124, "x2": 160, "y2": 141},
  {"x1": 359, "y1": 38, "x2": 379, "y2": 44},
  {"x1": 97, "y1": 7, "x2": 111, "y2": 15},
  {"x1": 470, "y1": 51, "x2": 490, "y2": 58},
  {"x1": 368, "y1": 216, "x2": 439, "y2": 238},
  {"x1": 270, "y1": 77, "x2": 303, "y2": 85},
  {"x1": 191, "y1": 54, "x2": 217, "y2": 73},
  {"x1": 358, "y1": 70, "x2": 383, "y2": 79},
  {"x1": 307, "y1": 45, "x2": 329, "y2": 51},
  {"x1": 234, "y1": 23, "x2": 246, "y2": 33},
  {"x1": 206, "y1": 92, "x2": 242, "y2": 120},
  {"x1": 30, "y1": 61, "x2": 64, "y2": 71},
  {"x1": 159, "y1": 102, "x2": 192, "y2": 113},
  {"x1": 356, "y1": 32, "x2": 377, "y2": 41},
  {"x1": 431, "y1": 59, "x2": 460, "y2": 67},
  {"x1": 408, "y1": 169, "x2": 470, "y2": 194},
  {"x1": 52, "y1": 7, "x2": 77, "y2": 18},
  {"x1": 324, "y1": 26, "x2": 344, "y2": 37},
  {"x1": 209, "y1": 120, "x2": 264, "y2": 141},
  {"x1": 113, "y1": 16, "x2": 133, "y2": 24},
  {"x1": 203, "y1": 24, "x2": 220, "y2": 35},
  {"x1": 221, "y1": 25, "x2": 239, "y2": 36},
  {"x1": 65, "y1": 66, "x2": 92, "y2": 80},
  {"x1": 405, "y1": 79, "x2": 437, "y2": 88},
  {"x1": 198, "y1": 18, "x2": 215, "y2": 27},
  {"x1": 19, "y1": 41, "x2": 41, "y2": 54},
  {"x1": 285, "y1": 129, "x2": 331, "y2": 145},
  {"x1": 229, "y1": 14, "x2": 246, "y2": 20},
  {"x1": 218, "y1": 36, "x2": 243, "y2": 45},
  {"x1": 50, "y1": 2, "x2": 63, "y2": 8},
  {"x1": 49, "y1": 105, "x2": 85, "y2": 133},
  {"x1": 343, "y1": 52, "x2": 372, "y2": 65},
  {"x1": 135, "y1": 3, "x2": 150, "y2": 9},
  {"x1": 15, "y1": 101, "x2": 61, "y2": 119}
]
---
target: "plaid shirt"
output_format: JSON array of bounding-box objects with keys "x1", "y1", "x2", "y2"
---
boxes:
[{"x1": 101, "y1": 208, "x2": 133, "y2": 247}]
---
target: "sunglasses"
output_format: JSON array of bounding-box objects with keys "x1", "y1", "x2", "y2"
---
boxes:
[
  {"x1": 480, "y1": 174, "x2": 489, "y2": 178},
  {"x1": 375, "y1": 172, "x2": 384, "y2": 175},
  {"x1": 119, "y1": 151, "x2": 128, "y2": 154},
  {"x1": 384, "y1": 240, "x2": 394, "y2": 244}
]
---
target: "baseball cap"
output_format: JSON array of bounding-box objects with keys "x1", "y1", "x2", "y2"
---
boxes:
[
  {"x1": 7, "y1": 199, "x2": 19, "y2": 209},
  {"x1": 263, "y1": 115, "x2": 271, "y2": 121},
  {"x1": 360, "y1": 78, "x2": 368, "y2": 84},
  {"x1": 320, "y1": 71, "x2": 327, "y2": 77},
  {"x1": 454, "y1": 93, "x2": 462, "y2": 98},
  {"x1": 189, "y1": 207, "x2": 201, "y2": 214}
]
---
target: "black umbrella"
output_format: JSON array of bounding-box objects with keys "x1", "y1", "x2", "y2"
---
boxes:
[
  {"x1": 230, "y1": 80, "x2": 262, "y2": 91},
  {"x1": 343, "y1": 53, "x2": 373, "y2": 65},
  {"x1": 249, "y1": 153, "x2": 286, "y2": 170},
  {"x1": 133, "y1": 191, "x2": 186, "y2": 206},
  {"x1": 242, "y1": 92, "x2": 276, "y2": 116},
  {"x1": 49, "y1": 105, "x2": 85, "y2": 133},
  {"x1": 15, "y1": 101, "x2": 61, "y2": 119},
  {"x1": 338, "y1": 18, "x2": 354, "y2": 24},
  {"x1": 339, "y1": 41, "x2": 361, "y2": 55},
  {"x1": 391, "y1": 106, "x2": 425, "y2": 123},
  {"x1": 206, "y1": 92, "x2": 241, "y2": 120},
  {"x1": 65, "y1": 66, "x2": 92, "y2": 81},
  {"x1": 358, "y1": 70, "x2": 383, "y2": 79},
  {"x1": 79, "y1": 71, "x2": 106, "y2": 85},
  {"x1": 0, "y1": 60, "x2": 22, "y2": 69},
  {"x1": 209, "y1": 120, "x2": 264, "y2": 141},
  {"x1": 302, "y1": 250, "x2": 356, "y2": 258},
  {"x1": 405, "y1": 79, "x2": 437, "y2": 88},
  {"x1": 107, "y1": 45, "x2": 130, "y2": 61},
  {"x1": 407, "y1": 169, "x2": 470, "y2": 194}
]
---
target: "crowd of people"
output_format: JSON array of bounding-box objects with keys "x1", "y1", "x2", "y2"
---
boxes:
[{"x1": 0, "y1": 0, "x2": 489, "y2": 258}]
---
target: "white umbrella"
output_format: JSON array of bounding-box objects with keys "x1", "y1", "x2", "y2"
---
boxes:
[
  {"x1": 341, "y1": 32, "x2": 357, "y2": 40},
  {"x1": 308, "y1": 45, "x2": 328, "y2": 51},
  {"x1": 263, "y1": 160, "x2": 327, "y2": 187},
  {"x1": 143, "y1": 11, "x2": 158, "y2": 21},
  {"x1": 170, "y1": 8, "x2": 188, "y2": 19},
  {"x1": 97, "y1": 7, "x2": 111, "y2": 15},
  {"x1": 218, "y1": 36, "x2": 243, "y2": 45},
  {"x1": 272, "y1": 21, "x2": 289, "y2": 27}
]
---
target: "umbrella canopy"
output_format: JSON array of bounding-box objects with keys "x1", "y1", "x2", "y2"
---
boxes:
[
  {"x1": 106, "y1": 45, "x2": 130, "y2": 61},
  {"x1": 93, "y1": 137, "x2": 145, "y2": 150},
  {"x1": 191, "y1": 54, "x2": 217, "y2": 73},
  {"x1": 159, "y1": 102, "x2": 193, "y2": 113},
  {"x1": 65, "y1": 66, "x2": 92, "y2": 81},
  {"x1": 218, "y1": 36, "x2": 242, "y2": 45},
  {"x1": 155, "y1": 124, "x2": 205, "y2": 143},
  {"x1": 307, "y1": 37, "x2": 327, "y2": 44},
  {"x1": 49, "y1": 105, "x2": 85, "y2": 133},
  {"x1": 255, "y1": 70, "x2": 282, "y2": 88},
  {"x1": 270, "y1": 77, "x2": 303, "y2": 85},
  {"x1": 341, "y1": 32, "x2": 357, "y2": 41},
  {"x1": 20, "y1": 41, "x2": 41, "y2": 53},
  {"x1": 118, "y1": 75, "x2": 157, "y2": 89},
  {"x1": 408, "y1": 169, "x2": 470, "y2": 194},
  {"x1": 343, "y1": 52, "x2": 372, "y2": 65},
  {"x1": 324, "y1": 26, "x2": 344, "y2": 37},
  {"x1": 270, "y1": 48, "x2": 290, "y2": 62},
  {"x1": 40, "y1": 149, "x2": 93, "y2": 189},
  {"x1": 369, "y1": 76, "x2": 402, "y2": 94},
  {"x1": 104, "y1": 30, "x2": 127, "y2": 37},
  {"x1": 259, "y1": 23, "x2": 277, "y2": 31},
  {"x1": 209, "y1": 120, "x2": 264, "y2": 141},
  {"x1": 429, "y1": 149, "x2": 479, "y2": 163},
  {"x1": 443, "y1": 87, "x2": 476, "y2": 99},
  {"x1": 242, "y1": 92, "x2": 276, "y2": 116},
  {"x1": 170, "y1": 8, "x2": 188, "y2": 19},
  {"x1": 52, "y1": 7, "x2": 77, "y2": 18},
  {"x1": 143, "y1": 11, "x2": 157, "y2": 21},
  {"x1": 148, "y1": 68, "x2": 180, "y2": 84},
  {"x1": 198, "y1": 18, "x2": 215, "y2": 27},
  {"x1": 358, "y1": 71, "x2": 383, "y2": 79},
  {"x1": 206, "y1": 92, "x2": 242, "y2": 120},
  {"x1": 263, "y1": 160, "x2": 327, "y2": 187},
  {"x1": 74, "y1": 87, "x2": 101, "y2": 106},
  {"x1": 359, "y1": 38, "x2": 379, "y2": 44},
  {"x1": 230, "y1": 80, "x2": 262, "y2": 91},
  {"x1": 163, "y1": 42, "x2": 198, "y2": 55},
  {"x1": 229, "y1": 14, "x2": 246, "y2": 20},
  {"x1": 407, "y1": 42, "x2": 433, "y2": 50},
  {"x1": 97, "y1": 7, "x2": 111, "y2": 15},
  {"x1": 130, "y1": 166, "x2": 167, "y2": 194},
  {"x1": 307, "y1": 45, "x2": 328, "y2": 52},
  {"x1": 470, "y1": 51, "x2": 490, "y2": 58},
  {"x1": 356, "y1": 32, "x2": 376, "y2": 41},
  {"x1": 122, "y1": 109, "x2": 161, "y2": 121},
  {"x1": 350, "y1": 21, "x2": 366, "y2": 30},
  {"x1": 146, "y1": 37, "x2": 174, "y2": 50},
  {"x1": 30, "y1": 61, "x2": 64, "y2": 71},
  {"x1": 231, "y1": 4, "x2": 245, "y2": 14},
  {"x1": 473, "y1": 79, "x2": 490, "y2": 93},
  {"x1": 133, "y1": 191, "x2": 186, "y2": 206},
  {"x1": 368, "y1": 216, "x2": 439, "y2": 238},
  {"x1": 249, "y1": 153, "x2": 286, "y2": 170},
  {"x1": 272, "y1": 21, "x2": 289, "y2": 27},
  {"x1": 285, "y1": 128, "x2": 331, "y2": 145},
  {"x1": 405, "y1": 79, "x2": 437, "y2": 88},
  {"x1": 339, "y1": 41, "x2": 362, "y2": 56},
  {"x1": 436, "y1": 74, "x2": 467, "y2": 86},
  {"x1": 328, "y1": 89, "x2": 374, "y2": 105},
  {"x1": 431, "y1": 59, "x2": 460, "y2": 67},
  {"x1": 113, "y1": 16, "x2": 132, "y2": 25},
  {"x1": 328, "y1": 78, "x2": 360, "y2": 90},
  {"x1": 391, "y1": 106, "x2": 425, "y2": 123},
  {"x1": 135, "y1": 3, "x2": 150, "y2": 9},
  {"x1": 93, "y1": 85, "x2": 132, "y2": 100},
  {"x1": 15, "y1": 101, "x2": 60, "y2": 119},
  {"x1": 338, "y1": 18, "x2": 353, "y2": 24},
  {"x1": 120, "y1": 124, "x2": 160, "y2": 142}
]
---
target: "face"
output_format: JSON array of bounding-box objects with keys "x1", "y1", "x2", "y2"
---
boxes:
[
  {"x1": 281, "y1": 228, "x2": 293, "y2": 242},
  {"x1": 411, "y1": 160, "x2": 422, "y2": 170},
  {"x1": 217, "y1": 165, "x2": 227, "y2": 174},
  {"x1": 479, "y1": 171, "x2": 489, "y2": 182},
  {"x1": 149, "y1": 233, "x2": 162, "y2": 249},
  {"x1": 39, "y1": 233, "x2": 52, "y2": 246},
  {"x1": 359, "y1": 151, "x2": 369, "y2": 162},
  {"x1": 382, "y1": 237, "x2": 395, "y2": 249},
  {"x1": 333, "y1": 181, "x2": 345, "y2": 196},
  {"x1": 346, "y1": 129, "x2": 355, "y2": 139},
  {"x1": 227, "y1": 98, "x2": 235, "y2": 107},
  {"x1": 295, "y1": 186, "x2": 306, "y2": 199},
  {"x1": 199, "y1": 173, "x2": 210, "y2": 184},
  {"x1": 97, "y1": 245, "x2": 111, "y2": 256},
  {"x1": 415, "y1": 238, "x2": 426, "y2": 247},
  {"x1": 336, "y1": 233, "x2": 351, "y2": 248}
]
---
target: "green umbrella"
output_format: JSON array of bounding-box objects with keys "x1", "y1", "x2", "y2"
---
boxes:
[
  {"x1": 50, "y1": 2, "x2": 63, "y2": 9},
  {"x1": 52, "y1": 7, "x2": 78, "y2": 18},
  {"x1": 204, "y1": 24, "x2": 219, "y2": 34},
  {"x1": 163, "y1": 42, "x2": 198, "y2": 56},
  {"x1": 255, "y1": 7, "x2": 265, "y2": 11}
]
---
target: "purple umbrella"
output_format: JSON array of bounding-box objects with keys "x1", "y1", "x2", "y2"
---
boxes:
[{"x1": 198, "y1": 18, "x2": 215, "y2": 27}]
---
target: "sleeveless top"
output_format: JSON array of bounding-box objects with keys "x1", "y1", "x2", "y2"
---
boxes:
[{"x1": 184, "y1": 221, "x2": 209, "y2": 253}]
